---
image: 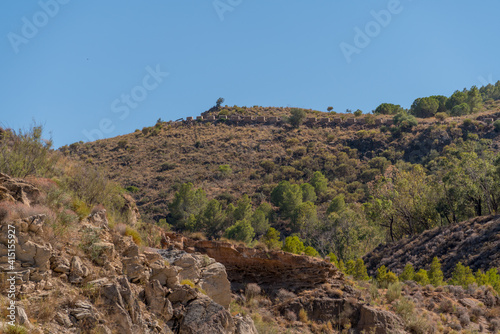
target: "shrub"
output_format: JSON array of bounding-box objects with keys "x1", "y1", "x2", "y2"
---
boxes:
[
  {"x1": 395, "y1": 297, "x2": 415, "y2": 324},
  {"x1": 298, "y1": 308, "x2": 309, "y2": 323},
  {"x1": 376, "y1": 265, "x2": 398, "y2": 288},
  {"x1": 276, "y1": 289, "x2": 296, "y2": 302},
  {"x1": 450, "y1": 262, "x2": 476, "y2": 288},
  {"x1": 3, "y1": 325, "x2": 28, "y2": 334},
  {"x1": 353, "y1": 258, "x2": 370, "y2": 281},
  {"x1": 327, "y1": 252, "x2": 339, "y2": 267},
  {"x1": 224, "y1": 219, "x2": 255, "y2": 244},
  {"x1": 494, "y1": 119, "x2": 500, "y2": 132},
  {"x1": 125, "y1": 185, "x2": 140, "y2": 193},
  {"x1": 386, "y1": 282, "x2": 402, "y2": 303},
  {"x1": 414, "y1": 269, "x2": 430, "y2": 286},
  {"x1": 71, "y1": 198, "x2": 91, "y2": 220},
  {"x1": 451, "y1": 103, "x2": 470, "y2": 116},
  {"x1": 0, "y1": 124, "x2": 57, "y2": 178},
  {"x1": 245, "y1": 283, "x2": 261, "y2": 301},
  {"x1": 393, "y1": 111, "x2": 418, "y2": 131},
  {"x1": 217, "y1": 164, "x2": 233, "y2": 179},
  {"x1": 282, "y1": 236, "x2": 305, "y2": 254},
  {"x1": 259, "y1": 160, "x2": 276, "y2": 173},
  {"x1": 159, "y1": 162, "x2": 177, "y2": 172},
  {"x1": 288, "y1": 108, "x2": 306, "y2": 128},
  {"x1": 428, "y1": 257, "x2": 444, "y2": 286},
  {"x1": 125, "y1": 226, "x2": 143, "y2": 245},
  {"x1": 304, "y1": 246, "x2": 319, "y2": 257},
  {"x1": 80, "y1": 227, "x2": 105, "y2": 263},
  {"x1": 435, "y1": 112, "x2": 448, "y2": 121},
  {"x1": 117, "y1": 140, "x2": 128, "y2": 149},
  {"x1": 261, "y1": 227, "x2": 281, "y2": 250},
  {"x1": 399, "y1": 263, "x2": 415, "y2": 281}
]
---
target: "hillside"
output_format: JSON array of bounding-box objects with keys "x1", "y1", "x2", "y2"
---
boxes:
[
  {"x1": 2, "y1": 173, "x2": 500, "y2": 333},
  {"x1": 65, "y1": 103, "x2": 500, "y2": 210},
  {"x1": 363, "y1": 214, "x2": 500, "y2": 278},
  {"x1": 61, "y1": 101, "x2": 500, "y2": 260}
]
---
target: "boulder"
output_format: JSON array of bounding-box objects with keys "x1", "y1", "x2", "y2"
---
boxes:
[
  {"x1": 88, "y1": 210, "x2": 109, "y2": 230},
  {"x1": 150, "y1": 260, "x2": 179, "y2": 288},
  {"x1": 69, "y1": 256, "x2": 89, "y2": 284},
  {"x1": 172, "y1": 253, "x2": 200, "y2": 282},
  {"x1": 178, "y1": 296, "x2": 235, "y2": 334},
  {"x1": 122, "y1": 256, "x2": 150, "y2": 283},
  {"x1": 167, "y1": 285, "x2": 198, "y2": 305},
  {"x1": 145, "y1": 279, "x2": 173, "y2": 321},
  {"x1": 234, "y1": 314, "x2": 258, "y2": 334},
  {"x1": 199, "y1": 262, "x2": 231, "y2": 308},
  {"x1": 356, "y1": 305, "x2": 404, "y2": 334}
]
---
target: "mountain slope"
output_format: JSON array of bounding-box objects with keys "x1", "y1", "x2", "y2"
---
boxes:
[{"x1": 363, "y1": 215, "x2": 500, "y2": 278}]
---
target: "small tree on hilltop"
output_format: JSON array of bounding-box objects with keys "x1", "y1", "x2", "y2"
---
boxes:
[
  {"x1": 215, "y1": 97, "x2": 225, "y2": 109},
  {"x1": 288, "y1": 108, "x2": 306, "y2": 128}
]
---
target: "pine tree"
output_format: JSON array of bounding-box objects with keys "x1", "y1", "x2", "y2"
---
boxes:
[
  {"x1": 354, "y1": 258, "x2": 370, "y2": 281},
  {"x1": 428, "y1": 257, "x2": 444, "y2": 286},
  {"x1": 399, "y1": 263, "x2": 415, "y2": 281},
  {"x1": 414, "y1": 269, "x2": 430, "y2": 286},
  {"x1": 450, "y1": 262, "x2": 476, "y2": 288}
]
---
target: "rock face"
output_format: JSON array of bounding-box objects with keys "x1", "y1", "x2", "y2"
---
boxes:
[
  {"x1": 356, "y1": 305, "x2": 404, "y2": 334},
  {"x1": 0, "y1": 172, "x2": 40, "y2": 205},
  {"x1": 0, "y1": 175, "x2": 253, "y2": 334},
  {"x1": 363, "y1": 215, "x2": 500, "y2": 277},
  {"x1": 163, "y1": 232, "x2": 342, "y2": 293},
  {"x1": 158, "y1": 249, "x2": 232, "y2": 308}
]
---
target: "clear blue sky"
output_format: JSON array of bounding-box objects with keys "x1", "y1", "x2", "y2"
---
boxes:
[{"x1": 1, "y1": 0, "x2": 499, "y2": 148}]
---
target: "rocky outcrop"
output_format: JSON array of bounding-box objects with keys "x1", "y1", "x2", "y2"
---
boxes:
[
  {"x1": 0, "y1": 172, "x2": 40, "y2": 206},
  {"x1": 163, "y1": 232, "x2": 342, "y2": 293},
  {"x1": 158, "y1": 249, "x2": 232, "y2": 308},
  {"x1": 0, "y1": 178, "x2": 254, "y2": 334},
  {"x1": 356, "y1": 305, "x2": 405, "y2": 334}
]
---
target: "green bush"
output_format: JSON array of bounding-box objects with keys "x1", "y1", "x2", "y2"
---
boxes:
[
  {"x1": 262, "y1": 227, "x2": 281, "y2": 250},
  {"x1": 282, "y1": 236, "x2": 305, "y2": 254},
  {"x1": 224, "y1": 219, "x2": 255, "y2": 244},
  {"x1": 449, "y1": 262, "x2": 476, "y2": 288},
  {"x1": 288, "y1": 108, "x2": 307, "y2": 128},
  {"x1": 386, "y1": 282, "x2": 402, "y2": 303},
  {"x1": 159, "y1": 162, "x2": 177, "y2": 172},
  {"x1": 0, "y1": 124, "x2": 57, "y2": 178},
  {"x1": 4, "y1": 324, "x2": 28, "y2": 334},
  {"x1": 353, "y1": 258, "x2": 370, "y2": 281},
  {"x1": 414, "y1": 269, "x2": 430, "y2": 286},
  {"x1": 217, "y1": 164, "x2": 233, "y2": 179},
  {"x1": 428, "y1": 257, "x2": 444, "y2": 286},
  {"x1": 435, "y1": 112, "x2": 448, "y2": 121},
  {"x1": 304, "y1": 246, "x2": 319, "y2": 257},
  {"x1": 393, "y1": 111, "x2": 418, "y2": 131},
  {"x1": 494, "y1": 120, "x2": 500, "y2": 132},
  {"x1": 376, "y1": 265, "x2": 398, "y2": 288},
  {"x1": 399, "y1": 263, "x2": 415, "y2": 281},
  {"x1": 125, "y1": 226, "x2": 143, "y2": 245},
  {"x1": 125, "y1": 185, "x2": 140, "y2": 193}
]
